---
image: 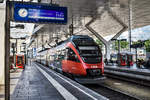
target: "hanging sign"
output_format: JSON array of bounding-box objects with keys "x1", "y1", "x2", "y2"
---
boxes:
[{"x1": 13, "y1": 2, "x2": 67, "y2": 24}]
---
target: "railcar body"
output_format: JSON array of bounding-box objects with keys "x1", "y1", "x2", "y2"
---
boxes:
[
  {"x1": 127, "y1": 53, "x2": 134, "y2": 66},
  {"x1": 36, "y1": 35, "x2": 105, "y2": 83},
  {"x1": 118, "y1": 53, "x2": 127, "y2": 66},
  {"x1": 117, "y1": 52, "x2": 134, "y2": 66},
  {"x1": 16, "y1": 54, "x2": 24, "y2": 69}
]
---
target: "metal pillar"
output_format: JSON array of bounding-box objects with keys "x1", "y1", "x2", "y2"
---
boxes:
[
  {"x1": 135, "y1": 48, "x2": 137, "y2": 65},
  {"x1": 50, "y1": 0, "x2": 53, "y2": 4},
  {"x1": 105, "y1": 43, "x2": 111, "y2": 59},
  {"x1": 128, "y1": 0, "x2": 132, "y2": 52},
  {"x1": 25, "y1": 50, "x2": 27, "y2": 65},
  {"x1": 23, "y1": 43, "x2": 27, "y2": 65},
  {"x1": 12, "y1": 43, "x2": 15, "y2": 65},
  {"x1": 26, "y1": 49, "x2": 28, "y2": 65},
  {"x1": 118, "y1": 40, "x2": 120, "y2": 54},
  {"x1": 16, "y1": 39, "x2": 18, "y2": 53},
  {"x1": 36, "y1": 36, "x2": 38, "y2": 49},
  {"x1": 20, "y1": 45, "x2": 21, "y2": 53},
  {"x1": 41, "y1": 34, "x2": 44, "y2": 50},
  {"x1": 69, "y1": 16, "x2": 74, "y2": 36},
  {"x1": 5, "y1": 1, "x2": 11, "y2": 100}
]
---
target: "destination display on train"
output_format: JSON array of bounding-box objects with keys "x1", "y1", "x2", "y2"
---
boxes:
[
  {"x1": 13, "y1": 2, "x2": 67, "y2": 24},
  {"x1": 78, "y1": 46, "x2": 98, "y2": 50}
]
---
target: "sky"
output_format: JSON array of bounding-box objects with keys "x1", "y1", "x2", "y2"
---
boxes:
[
  {"x1": 104, "y1": 25, "x2": 150, "y2": 42},
  {"x1": 119, "y1": 25, "x2": 150, "y2": 41}
]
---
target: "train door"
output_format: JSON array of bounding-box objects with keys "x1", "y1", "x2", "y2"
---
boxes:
[
  {"x1": 127, "y1": 54, "x2": 133, "y2": 66},
  {"x1": 57, "y1": 50, "x2": 66, "y2": 70},
  {"x1": 118, "y1": 53, "x2": 127, "y2": 66},
  {"x1": 122, "y1": 54, "x2": 127, "y2": 66},
  {"x1": 63, "y1": 48, "x2": 80, "y2": 74},
  {"x1": 16, "y1": 55, "x2": 24, "y2": 69}
]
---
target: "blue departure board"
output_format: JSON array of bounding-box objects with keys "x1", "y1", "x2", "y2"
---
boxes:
[{"x1": 13, "y1": 2, "x2": 67, "y2": 24}]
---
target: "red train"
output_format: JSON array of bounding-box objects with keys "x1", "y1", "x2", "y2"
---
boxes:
[
  {"x1": 36, "y1": 35, "x2": 105, "y2": 83},
  {"x1": 127, "y1": 53, "x2": 134, "y2": 66},
  {"x1": 16, "y1": 54, "x2": 25, "y2": 69},
  {"x1": 117, "y1": 52, "x2": 134, "y2": 66}
]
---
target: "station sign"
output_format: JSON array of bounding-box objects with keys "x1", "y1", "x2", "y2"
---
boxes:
[{"x1": 12, "y1": 2, "x2": 67, "y2": 24}]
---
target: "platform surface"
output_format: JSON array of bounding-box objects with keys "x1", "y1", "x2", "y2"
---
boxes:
[
  {"x1": 0, "y1": 69, "x2": 23, "y2": 100},
  {"x1": 10, "y1": 62, "x2": 108, "y2": 100},
  {"x1": 105, "y1": 64, "x2": 150, "y2": 73},
  {"x1": 104, "y1": 64, "x2": 150, "y2": 82}
]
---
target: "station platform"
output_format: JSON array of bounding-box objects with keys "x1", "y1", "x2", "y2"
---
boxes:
[
  {"x1": 105, "y1": 63, "x2": 150, "y2": 70},
  {"x1": 10, "y1": 62, "x2": 108, "y2": 100},
  {"x1": 104, "y1": 65, "x2": 150, "y2": 82},
  {"x1": 0, "y1": 69, "x2": 23, "y2": 100}
]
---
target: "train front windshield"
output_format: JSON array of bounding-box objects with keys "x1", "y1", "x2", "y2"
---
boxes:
[
  {"x1": 72, "y1": 37, "x2": 102, "y2": 64},
  {"x1": 121, "y1": 55, "x2": 126, "y2": 62},
  {"x1": 17, "y1": 56, "x2": 23, "y2": 65},
  {"x1": 78, "y1": 46, "x2": 102, "y2": 64}
]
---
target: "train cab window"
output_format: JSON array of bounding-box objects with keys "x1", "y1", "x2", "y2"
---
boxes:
[
  {"x1": 57, "y1": 49, "x2": 66, "y2": 60},
  {"x1": 67, "y1": 48, "x2": 80, "y2": 62},
  {"x1": 77, "y1": 46, "x2": 102, "y2": 64},
  {"x1": 122, "y1": 55, "x2": 126, "y2": 61},
  {"x1": 17, "y1": 56, "x2": 23, "y2": 65}
]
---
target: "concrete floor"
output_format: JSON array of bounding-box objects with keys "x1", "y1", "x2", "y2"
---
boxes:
[
  {"x1": 0, "y1": 85, "x2": 4, "y2": 100},
  {"x1": 0, "y1": 69, "x2": 23, "y2": 100}
]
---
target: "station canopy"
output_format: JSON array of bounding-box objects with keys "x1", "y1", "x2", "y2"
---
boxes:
[{"x1": 9, "y1": 0, "x2": 150, "y2": 49}]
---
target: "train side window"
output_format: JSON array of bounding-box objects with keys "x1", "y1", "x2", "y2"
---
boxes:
[
  {"x1": 67, "y1": 48, "x2": 80, "y2": 62},
  {"x1": 57, "y1": 49, "x2": 66, "y2": 60}
]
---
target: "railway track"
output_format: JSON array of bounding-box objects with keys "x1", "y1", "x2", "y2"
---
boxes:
[
  {"x1": 36, "y1": 62, "x2": 149, "y2": 100},
  {"x1": 85, "y1": 84, "x2": 140, "y2": 100},
  {"x1": 85, "y1": 74, "x2": 150, "y2": 100}
]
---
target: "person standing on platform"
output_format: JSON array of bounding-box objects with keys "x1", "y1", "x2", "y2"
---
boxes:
[
  {"x1": 104, "y1": 58, "x2": 108, "y2": 65},
  {"x1": 145, "y1": 57, "x2": 150, "y2": 69}
]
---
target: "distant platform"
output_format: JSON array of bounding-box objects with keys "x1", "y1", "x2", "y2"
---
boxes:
[
  {"x1": 105, "y1": 64, "x2": 150, "y2": 73},
  {"x1": 10, "y1": 62, "x2": 108, "y2": 100},
  {"x1": 105, "y1": 63, "x2": 150, "y2": 70},
  {"x1": 104, "y1": 65, "x2": 150, "y2": 82}
]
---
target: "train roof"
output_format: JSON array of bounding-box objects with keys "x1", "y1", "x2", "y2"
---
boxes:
[
  {"x1": 38, "y1": 48, "x2": 50, "y2": 53},
  {"x1": 37, "y1": 35, "x2": 94, "y2": 54},
  {"x1": 56, "y1": 35, "x2": 94, "y2": 46},
  {"x1": 70, "y1": 35, "x2": 93, "y2": 41}
]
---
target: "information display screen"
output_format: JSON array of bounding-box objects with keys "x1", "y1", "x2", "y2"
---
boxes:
[
  {"x1": 13, "y1": 2, "x2": 67, "y2": 24},
  {"x1": 78, "y1": 46, "x2": 98, "y2": 50}
]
